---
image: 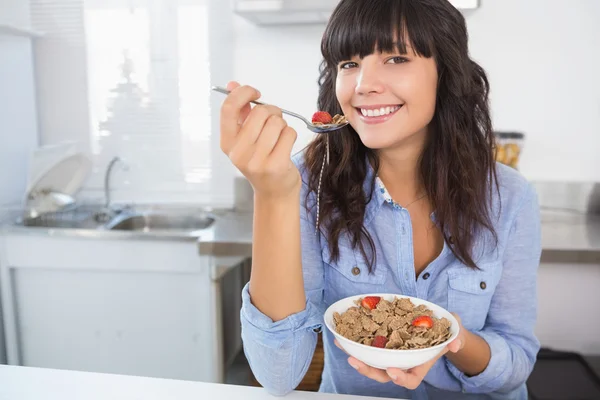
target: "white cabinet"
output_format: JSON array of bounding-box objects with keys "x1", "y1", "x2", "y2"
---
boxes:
[
  {"x1": 536, "y1": 262, "x2": 600, "y2": 355},
  {"x1": 0, "y1": 233, "x2": 241, "y2": 383}
]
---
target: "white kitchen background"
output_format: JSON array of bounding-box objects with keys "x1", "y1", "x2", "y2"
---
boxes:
[{"x1": 1, "y1": 0, "x2": 599, "y2": 375}]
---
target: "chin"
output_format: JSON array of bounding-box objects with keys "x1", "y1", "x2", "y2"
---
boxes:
[{"x1": 354, "y1": 130, "x2": 410, "y2": 150}]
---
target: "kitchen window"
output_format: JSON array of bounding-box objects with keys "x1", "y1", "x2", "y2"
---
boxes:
[{"x1": 29, "y1": 0, "x2": 235, "y2": 206}]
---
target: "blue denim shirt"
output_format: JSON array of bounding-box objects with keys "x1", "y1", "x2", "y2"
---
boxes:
[{"x1": 241, "y1": 151, "x2": 541, "y2": 400}]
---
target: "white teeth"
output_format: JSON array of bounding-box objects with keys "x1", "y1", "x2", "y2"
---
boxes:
[{"x1": 360, "y1": 105, "x2": 401, "y2": 117}]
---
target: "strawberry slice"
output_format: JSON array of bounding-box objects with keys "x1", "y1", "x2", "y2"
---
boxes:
[
  {"x1": 411, "y1": 315, "x2": 433, "y2": 329},
  {"x1": 360, "y1": 296, "x2": 381, "y2": 310},
  {"x1": 371, "y1": 335, "x2": 388, "y2": 348},
  {"x1": 311, "y1": 111, "x2": 333, "y2": 124}
]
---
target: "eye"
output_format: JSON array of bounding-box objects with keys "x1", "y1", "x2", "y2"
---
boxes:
[
  {"x1": 339, "y1": 61, "x2": 358, "y2": 70},
  {"x1": 386, "y1": 56, "x2": 409, "y2": 64}
]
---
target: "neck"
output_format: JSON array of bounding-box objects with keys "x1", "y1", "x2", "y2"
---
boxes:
[{"x1": 376, "y1": 131, "x2": 428, "y2": 204}]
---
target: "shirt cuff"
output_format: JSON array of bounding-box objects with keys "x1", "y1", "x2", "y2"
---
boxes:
[
  {"x1": 446, "y1": 329, "x2": 511, "y2": 393},
  {"x1": 241, "y1": 282, "x2": 323, "y2": 336}
]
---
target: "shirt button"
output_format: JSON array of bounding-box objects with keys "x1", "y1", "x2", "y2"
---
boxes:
[
  {"x1": 448, "y1": 236, "x2": 455, "y2": 245},
  {"x1": 480, "y1": 281, "x2": 487, "y2": 290},
  {"x1": 352, "y1": 266, "x2": 361, "y2": 276},
  {"x1": 422, "y1": 273, "x2": 431, "y2": 280}
]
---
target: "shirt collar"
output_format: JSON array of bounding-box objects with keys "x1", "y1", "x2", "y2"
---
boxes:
[
  {"x1": 363, "y1": 160, "x2": 438, "y2": 225},
  {"x1": 363, "y1": 160, "x2": 387, "y2": 225}
]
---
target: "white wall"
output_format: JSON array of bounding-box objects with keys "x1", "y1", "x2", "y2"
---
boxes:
[
  {"x1": 0, "y1": 1, "x2": 39, "y2": 208},
  {"x1": 233, "y1": 0, "x2": 600, "y2": 182},
  {"x1": 0, "y1": 0, "x2": 40, "y2": 367},
  {"x1": 233, "y1": 18, "x2": 323, "y2": 160},
  {"x1": 467, "y1": 0, "x2": 600, "y2": 182}
]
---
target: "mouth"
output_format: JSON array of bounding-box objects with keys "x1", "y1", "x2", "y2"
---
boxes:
[{"x1": 354, "y1": 104, "x2": 403, "y2": 124}]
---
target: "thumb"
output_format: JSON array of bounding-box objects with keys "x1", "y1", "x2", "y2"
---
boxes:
[{"x1": 447, "y1": 338, "x2": 462, "y2": 353}]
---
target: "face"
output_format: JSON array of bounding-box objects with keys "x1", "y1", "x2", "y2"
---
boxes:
[{"x1": 335, "y1": 42, "x2": 438, "y2": 151}]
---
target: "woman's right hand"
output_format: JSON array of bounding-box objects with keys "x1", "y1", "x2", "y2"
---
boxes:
[{"x1": 219, "y1": 81, "x2": 301, "y2": 199}]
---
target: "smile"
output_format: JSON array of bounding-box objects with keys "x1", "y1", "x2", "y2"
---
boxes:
[{"x1": 354, "y1": 104, "x2": 403, "y2": 124}]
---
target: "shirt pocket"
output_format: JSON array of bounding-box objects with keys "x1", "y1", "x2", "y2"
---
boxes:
[
  {"x1": 446, "y1": 263, "x2": 502, "y2": 331},
  {"x1": 321, "y1": 238, "x2": 387, "y2": 300}
]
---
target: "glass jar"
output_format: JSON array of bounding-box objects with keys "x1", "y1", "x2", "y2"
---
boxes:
[{"x1": 494, "y1": 132, "x2": 524, "y2": 169}]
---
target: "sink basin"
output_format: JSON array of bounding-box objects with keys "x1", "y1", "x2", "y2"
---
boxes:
[
  {"x1": 106, "y1": 213, "x2": 215, "y2": 233},
  {"x1": 16, "y1": 207, "x2": 115, "y2": 230},
  {"x1": 11, "y1": 204, "x2": 216, "y2": 238}
]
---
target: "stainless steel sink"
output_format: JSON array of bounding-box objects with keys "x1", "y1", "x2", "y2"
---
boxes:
[
  {"x1": 106, "y1": 213, "x2": 215, "y2": 233},
  {"x1": 12, "y1": 204, "x2": 216, "y2": 238},
  {"x1": 16, "y1": 206, "x2": 116, "y2": 230}
]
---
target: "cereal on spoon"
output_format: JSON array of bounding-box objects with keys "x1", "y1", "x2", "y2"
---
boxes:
[{"x1": 311, "y1": 111, "x2": 348, "y2": 127}]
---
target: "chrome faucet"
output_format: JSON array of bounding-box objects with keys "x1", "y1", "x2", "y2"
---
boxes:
[{"x1": 104, "y1": 156, "x2": 129, "y2": 209}]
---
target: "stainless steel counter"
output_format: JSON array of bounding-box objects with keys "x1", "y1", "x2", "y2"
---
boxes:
[{"x1": 196, "y1": 209, "x2": 600, "y2": 263}]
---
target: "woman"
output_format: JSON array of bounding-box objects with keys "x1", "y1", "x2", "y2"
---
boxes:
[{"x1": 218, "y1": 0, "x2": 541, "y2": 399}]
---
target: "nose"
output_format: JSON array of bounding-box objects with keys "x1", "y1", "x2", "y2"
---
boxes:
[{"x1": 355, "y1": 60, "x2": 384, "y2": 95}]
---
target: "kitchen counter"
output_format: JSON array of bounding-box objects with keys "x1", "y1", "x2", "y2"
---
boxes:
[
  {"x1": 0, "y1": 365, "x2": 400, "y2": 400},
  {"x1": 198, "y1": 210, "x2": 600, "y2": 264}
]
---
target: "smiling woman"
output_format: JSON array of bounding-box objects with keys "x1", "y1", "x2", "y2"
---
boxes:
[{"x1": 218, "y1": 0, "x2": 542, "y2": 399}]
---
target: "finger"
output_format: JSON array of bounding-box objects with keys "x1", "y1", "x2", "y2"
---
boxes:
[
  {"x1": 251, "y1": 115, "x2": 287, "y2": 162},
  {"x1": 226, "y1": 81, "x2": 240, "y2": 91},
  {"x1": 392, "y1": 348, "x2": 447, "y2": 389},
  {"x1": 347, "y1": 357, "x2": 391, "y2": 384},
  {"x1": 235, "y1": 105, "x2": 281, "y2": 159},
  {"x1": 447, "y1": 338, "x2": 462, "y2": 353},
  {"x1": 220, "y1": 85, "x2": 261, "y2": 151},
  {"x1": 388, "y1": 364, "x2": 428, "y2": 389},
  {"x1": 450, "y1": 312, "x2": 462, "y2": 324},
  {"x1": 227, "y1": 81, "x2": 252, "y2": 125},
  {"x1": 270, "y1": 126, "x2": 298, "y2": 160},
  {"x1": 388, "y1": 368, "x2": 422, "y2": 390}
]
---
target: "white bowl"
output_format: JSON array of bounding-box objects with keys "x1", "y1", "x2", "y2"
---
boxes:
[{"x1": 324, "y1": 293, "x2": 460, "y2": 370}]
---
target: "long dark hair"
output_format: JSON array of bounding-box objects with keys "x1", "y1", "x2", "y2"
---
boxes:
[{"x1": 305, "y1": 0, "x2": 498, "y2": 271}]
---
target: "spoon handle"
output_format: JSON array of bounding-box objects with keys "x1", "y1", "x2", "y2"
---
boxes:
[{"x1": 211, "y1": 86, "x2": 310, "y2": 125}]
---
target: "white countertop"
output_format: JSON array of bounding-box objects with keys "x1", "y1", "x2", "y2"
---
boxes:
[{"x1": 0, "y1": 365, "x2": 401, "y2": 400}]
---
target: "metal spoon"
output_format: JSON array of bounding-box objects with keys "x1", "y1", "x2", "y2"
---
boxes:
[{"x1": 211, "y1": 86, "x2": 348, "y2": 134}]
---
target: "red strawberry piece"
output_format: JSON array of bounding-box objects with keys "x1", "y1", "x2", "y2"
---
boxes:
[
  {"x1": 360, "y1": 296, "x2": 381, "y2": 310},
  {"x1": 311, "y1": 111, "x2": 333, "y2": 124},
  {"x1": 411, "y1": 316, "x2": 433, "y2": 329},
  {"x1": 371, "y1": 335, "x2": 388, "y2": 348}
]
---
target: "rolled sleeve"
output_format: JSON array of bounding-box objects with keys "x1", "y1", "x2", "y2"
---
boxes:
[
  {"x1": 445, "y1": 329, "x2": 511, "y2": 391},
  {"x1": 241, "y1": 283, "x2": 323, "y2": 341}
]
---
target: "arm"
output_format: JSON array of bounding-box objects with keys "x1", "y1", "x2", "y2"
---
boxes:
[
  {"x1": 241, "y1": 174, "x2": 325, "y2": 395},
  {"x1": 445, "y1": 183, "x2": 542, "y2": 393},
  {"x1": 219, "y1": 82, "x2": 325, "y2": 395}
]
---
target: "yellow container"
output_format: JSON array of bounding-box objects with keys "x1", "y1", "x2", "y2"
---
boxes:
[{"x1": 494, "y1": 132, "x2": 524, "y2": 169}]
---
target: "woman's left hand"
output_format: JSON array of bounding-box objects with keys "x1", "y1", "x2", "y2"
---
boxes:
[{"x1": 335, "y1": 313, "x2": 466, "y2": 390}]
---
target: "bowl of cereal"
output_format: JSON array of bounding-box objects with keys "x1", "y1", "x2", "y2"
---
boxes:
[{"x1": 324, "y1": 293, "x2": 460, "y2": 370}]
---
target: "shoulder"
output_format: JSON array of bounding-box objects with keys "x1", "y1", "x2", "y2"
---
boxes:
[{"x1": 491, "y1": 162, "x2": 539, "y2": 235}]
